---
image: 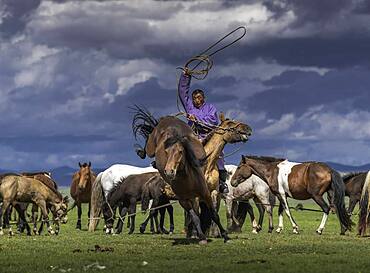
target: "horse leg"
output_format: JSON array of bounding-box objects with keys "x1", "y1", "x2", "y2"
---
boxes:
[
  {"x1": 167, "y1": 205, "x2": 174, "y2": 234},
  {"x1": 76, "y1": 203, "x2": 82, "y2": 230},
  {"x1": 242, "y1": 201, "x2": 258, "y2": 233},
  {"x1": 157, "y1": 207, "x2": 169, "y2": 234},
  {"x1": 14, "y1": 204, "x2": 31, "y2": 236},
  {"x1": 32, "y1": 204, "x2": 39, "y2": 235},
  {"x1": 276, "y1": 201, "x2": 285, "y2": 233},
  {"x1": 116, "y1": 207, "x2": 128, "y2": 234},
  {"x1": 128, "y1": 198, "x2": 136, "y2": 235},
  {"x1": 347, "y1": 196, "x2": 358, "y2": 216},
  {"x1": 254, "y1": 200, "x2": 265, "y2": 233},
  {"x1": 37, "y1": 200, "x2": 53, "y2": 235},
  {"x1": 209, "y1": 190, "x2": 221, "y2": 237},
  {"x1": 140, "y1": 213, "x2": 151, "y2": 234},
  {"x1": 225, "y1": 198, "x2": 234, "y2": 232},
  {"x1": 312, "y1": 195, "x2": 330, "y2": 235},
  {"x1": 87, "y1": 202, "x2": 91, "y2": 228},
  {"x1": 0, "y1": 200, "x2": 11, "y2": 235},
  {"x1": 278, "y1": 194, "x2": 299, "y2": 234},
  {"x1": 179, "y1": 200, "x2": 207, "y2": 244}
]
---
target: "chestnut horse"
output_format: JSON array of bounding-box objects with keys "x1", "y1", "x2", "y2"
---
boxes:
[
  {"x1": 70, "y1": 162, "x2": 96, "y2": 229},
  {"x1": 133, "y1": 109, "x2": 229, "y2": 244},
  {"x1": 231, "y1": 155, "x2": 352, "y2": 235}
]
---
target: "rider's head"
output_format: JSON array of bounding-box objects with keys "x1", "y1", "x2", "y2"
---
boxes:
[{"x1": 192, "y1": 89, "x2": 205, "y2": 109}]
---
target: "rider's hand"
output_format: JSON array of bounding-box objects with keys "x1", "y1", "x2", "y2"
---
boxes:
[
  {"x1": 183, "y1": 67, "x2": 190, "y2": 76},
  {"x1": 187, "y1": 114, "x2": 197, "y2": 122}
]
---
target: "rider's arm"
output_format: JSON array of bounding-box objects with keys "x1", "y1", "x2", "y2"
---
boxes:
[{"x1": 178, "y1": 72, "x2": 194, "y2": 112}]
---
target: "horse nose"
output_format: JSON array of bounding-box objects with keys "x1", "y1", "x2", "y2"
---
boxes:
[{"x1": 164, "y1": 169, "x2": 176, "y2": 180}]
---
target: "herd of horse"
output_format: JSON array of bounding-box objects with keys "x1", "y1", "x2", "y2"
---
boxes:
[{"x1": 1, "y1": 108, "x2": 370, "y2": 243}]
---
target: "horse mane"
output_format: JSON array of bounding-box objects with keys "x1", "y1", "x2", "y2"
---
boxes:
[
  {"x1": 131, "y1": 105, "x2": 159, "y2": 141},
  {"x1": 21, "y1": 171, "x2": 50, "y2": 176},
  {"x1": 342, "y1": 172, "x2": 365, "y2": 183},
  {"x1": 164, "y1": 133, "x2": 206, "y2": 168},
  {"x1": 245, "y1": 155, "x2": 286, "y2": 163}
]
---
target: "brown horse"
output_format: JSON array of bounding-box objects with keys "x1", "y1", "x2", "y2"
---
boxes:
[
  {"x1": 342, "y1": 172, "x2": 368, "y2": 215},
  {"x1": 231, "y1": 155, "x2": 352, "y2": 235},
  {"x1": 0, "y1": 174, "x2": 68, "y2": 236},
  {"x1": 133, "y1": 109, "x2": 230, "y2": 244},
  {"x1": 202, "y1": 113, "x2": 252, "y2": 236},
  {"x1": 21, "y1": 171, "x2": 66, "y2": 234},
  {"x1": 70, "y1": 162, "x2": 96, "y2": 230}
]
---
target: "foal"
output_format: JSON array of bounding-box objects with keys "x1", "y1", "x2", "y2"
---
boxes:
[
  {"x1": 140, "y1": 174, "x2": 176, "y2": 234},
  {"x1": 231, "y1": 155, "x2": 352, "y2": 235}
]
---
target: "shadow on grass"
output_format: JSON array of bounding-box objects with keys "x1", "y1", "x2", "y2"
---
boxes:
[{"x1": 169, "y1": 238, "x2": 213, "y2": 245}]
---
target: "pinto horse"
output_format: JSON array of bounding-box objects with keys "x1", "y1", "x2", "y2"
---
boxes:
[
  {"x1": 89, "y1": 164, "x2": 157, "y2": 231},
  {"x1": 358, "y1": 171, "x2": 370, "y2": 236},
  {"x1": 133, "y1": 109, "x2": 229, "y2": 244},
  {"x1": 70, "y1": 162, "x2": 96, "y2": 229},
  {"x1": 231, "y1": 155, "x2": 352, "y2": 235}
]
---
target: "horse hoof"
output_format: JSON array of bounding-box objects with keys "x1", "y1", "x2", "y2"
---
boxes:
[
  {"x1": 252, "y1": 229, "x2": 258, "y2": 234},
  {"x1": 139, "y1": 226, "x2": 145, "y2": 234},
  {"x1": 9, "y1": 231, "x2": 14, "y2": 236},
  {"x1": 275, "y1": 228, "x2": 283, "y2": 234},
  {"x1": 293, "y1": 228, "x2": 299, "y2": 234},
  {"x1": 0, "y1": 230, "x2": 4, "y2": 236},
  {"x1": 316, "y1": 230, "x2": 322, "y2": 235},
  {"x1": 169, "y1": 231, "x2": 173, "y2": 235},
  {"x1": 199, "y1": 240, "x2": 208, "y2": 245}
]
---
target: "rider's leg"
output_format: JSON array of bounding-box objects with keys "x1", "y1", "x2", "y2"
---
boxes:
[{"x1": 217, "y1": 155, "x2": 229, "y2": 194}]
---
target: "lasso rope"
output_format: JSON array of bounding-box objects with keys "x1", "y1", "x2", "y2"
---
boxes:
[{"x1": 176, "y1": 26, "x2": 247, "y2": 113}]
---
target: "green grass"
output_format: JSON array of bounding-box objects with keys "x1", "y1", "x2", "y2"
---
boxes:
[{"x1": 0, "y1": 192, "x2": 369, "y2": 273}]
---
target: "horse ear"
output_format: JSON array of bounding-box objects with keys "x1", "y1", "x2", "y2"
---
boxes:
[
  {"x1": 219, "y1": 112, "x2": 225, "y2": 122},
  {"x1": 241, "y1": 155, "x2": 246, "y2": 163},
  {"x1": 88, "y1": 161, "x2": 91, "y2": 167},
  {"x1": 78, "y1": 162, "x2": 82, "y2": 168}
]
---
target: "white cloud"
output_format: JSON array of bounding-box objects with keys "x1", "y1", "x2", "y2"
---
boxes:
[{"x1": 259, "y1": 113, "x2": 296, "y2": 135}]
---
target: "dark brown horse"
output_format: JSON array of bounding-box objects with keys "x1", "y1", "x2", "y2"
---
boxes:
[
  {"x1": 0, "y1": 174, "x2": 68, "y2": 236},
  {"x1": 133, "y1": 108, "x2": 235, "y2": 244},
  {"x1": 70, "y1": 162, "x2": 96, "y2": 230},
  {"x1": 231, "y1": 155, "x2": 352, "y2": 235},
  {"x1": 140, "y1": 174, "x2": 176, "y2": 234},
  {"x1": 342, "y1": 172, "x2": 367, "y2": 215}
]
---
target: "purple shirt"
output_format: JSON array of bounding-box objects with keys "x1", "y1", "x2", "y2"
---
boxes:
[
  {"x1": 178, "y1": 73, "x2": 219, "y2": 138},
  {"x1": 178, "y1": 73, "x2": 225, "y2": 170}
]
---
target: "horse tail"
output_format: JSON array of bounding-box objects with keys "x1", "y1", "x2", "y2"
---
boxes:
[
  {"x1": 141, "y1": 182, "x2": 151, "y2": 212},
  {"x1": 331, "y1": 169, "x2": 353, "y2": 231},
  {"x1": 199, "y1": 201, "x2": 212, "y2": 234},
  {"x1": 358, "y1": 171, "x2": 370, "y2": 236},
  {"x1": 89, "y1": 172, "x2": 104, "y2": 232}
]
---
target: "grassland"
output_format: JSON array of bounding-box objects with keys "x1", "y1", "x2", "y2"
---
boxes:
[{"x1": 0, "y1": 194, "x2": 369, "y2": 273}]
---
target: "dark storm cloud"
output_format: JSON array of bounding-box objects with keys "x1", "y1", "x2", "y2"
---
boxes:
[
  {"x1": 0, "y1": 0, "x2": 41, "y2": 38},
  {"x1": 245, "y1": 67, "x2": 370, "y2": 118},
  {"x1": 0, "y1": 135, "x2": 114, "y2": 153}
]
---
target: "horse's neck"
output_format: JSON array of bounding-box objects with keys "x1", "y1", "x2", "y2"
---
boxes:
[
  {"x1": 204, "y1": 133, "x2": 225, "y2": 171},
  {"x1": 250, "y1": 162, "x2": 275, "y2": 186}
]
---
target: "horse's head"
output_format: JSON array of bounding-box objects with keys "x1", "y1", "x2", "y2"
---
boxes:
[
  {"x1": 230, "y1": 155, "x2": 254, "y2": 187},
  {"x1": 77, "y1": 162, "x2": 92, "y2": 191},
  {"x1": 163, "y1": 135, "x2": 186, "y2": 181},
  {"x1": 51, "y1": 195, "x2": 69, "y2": 223},
  {"x1": 217, "y1": 113, "x2": 252, "y2": 144}
]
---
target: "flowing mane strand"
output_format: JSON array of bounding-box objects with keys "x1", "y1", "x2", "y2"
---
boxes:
[{"x1": 131, "y1": 105, "x2": 159, "y2": 142}]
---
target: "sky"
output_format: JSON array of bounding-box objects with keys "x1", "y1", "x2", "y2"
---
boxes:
[{"x1": 0, "y1": 0, "x2": 370, "y2": 170}]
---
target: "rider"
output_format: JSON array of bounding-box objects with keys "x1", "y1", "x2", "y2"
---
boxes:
[{"x1": 178, "y1": 68, "x2": 229, "y2": 194}]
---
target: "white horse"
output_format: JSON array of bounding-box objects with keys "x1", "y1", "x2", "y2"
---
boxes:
[
  {"x1": 89, "y1": 164, "x2": 157, "y2": 232},
  {"x1": 223, "y1": 165, "x2": 275, "y2": 233}
]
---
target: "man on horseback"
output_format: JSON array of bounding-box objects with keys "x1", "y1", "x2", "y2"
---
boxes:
[{"x1": 178, "y1": 69, "x2": 229, "y2": 194}]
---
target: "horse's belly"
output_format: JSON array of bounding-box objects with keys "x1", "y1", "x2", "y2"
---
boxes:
[{"x1": 289, "y1": 187, "x2": 311, "y2": 200}]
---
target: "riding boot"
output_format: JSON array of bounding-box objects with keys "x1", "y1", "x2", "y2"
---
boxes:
[{"x1": 219, "y1": 169, "x2": 229, "y2": 194}]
